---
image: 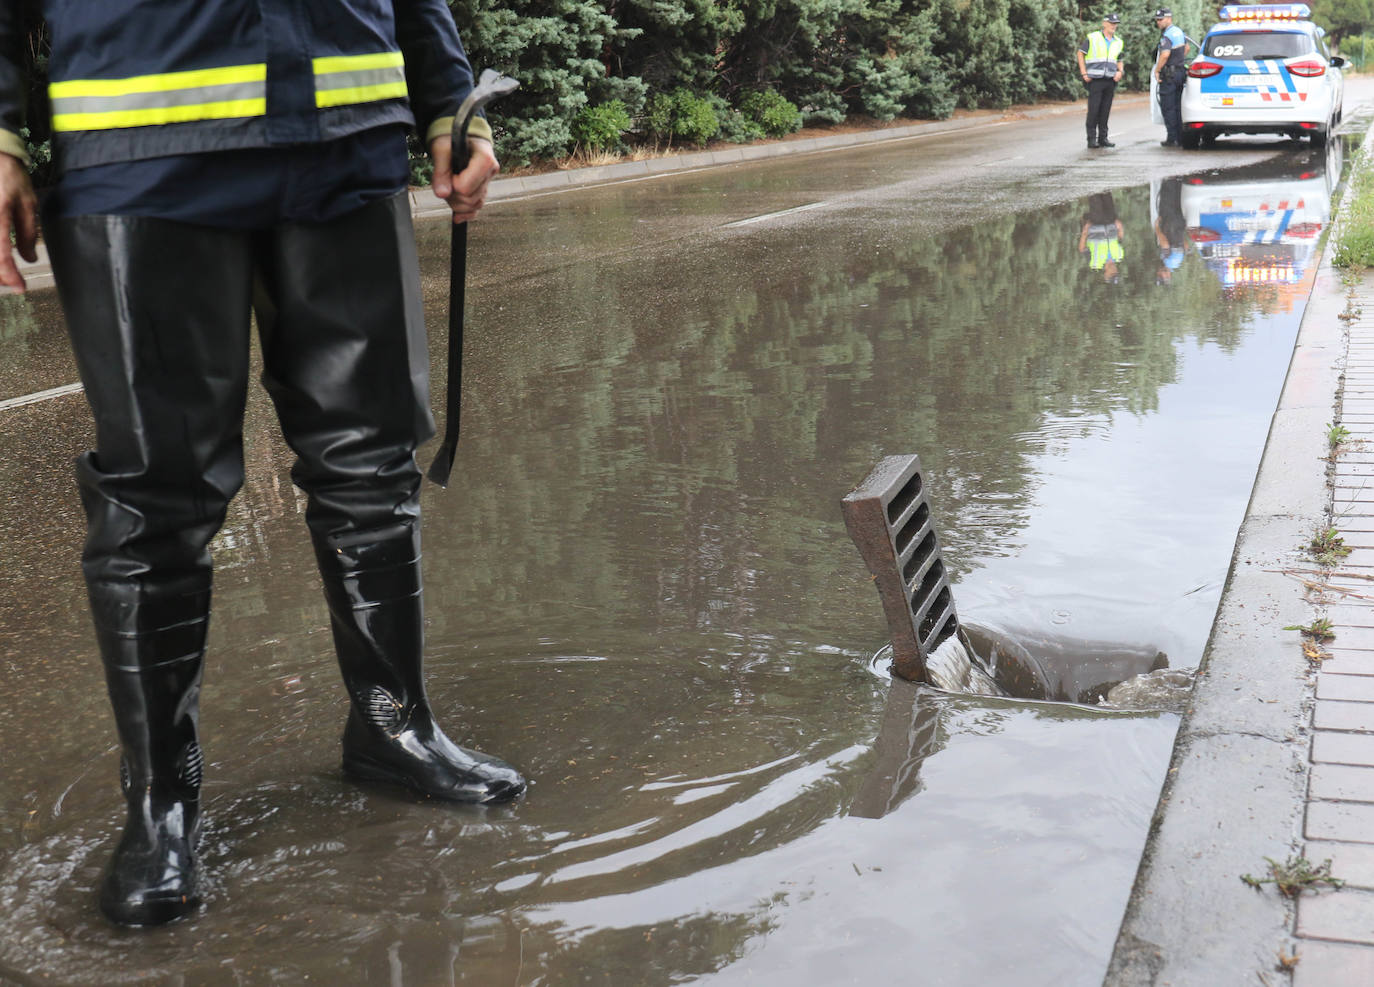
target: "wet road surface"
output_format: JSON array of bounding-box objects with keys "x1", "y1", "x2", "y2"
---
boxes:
[{"x1": 3, "y1": 78, "x2": 1373, "y2": 984}]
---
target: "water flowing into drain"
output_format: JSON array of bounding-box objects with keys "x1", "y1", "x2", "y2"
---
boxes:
[
  {"x1": 923, "y1": 633, "x2": 1002, "y2": 695},
  {"x1": 845, "y1": 454, "x2": 1190, "y2": 708}
]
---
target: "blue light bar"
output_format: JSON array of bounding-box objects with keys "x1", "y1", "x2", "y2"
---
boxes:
[{"x1": 1218, "y1": 4, "x2": 1311, "y2": 20}]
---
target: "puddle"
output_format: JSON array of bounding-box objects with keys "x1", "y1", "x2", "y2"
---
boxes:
[{"x1": 0, "y1": 136, "x2": 1354, "y2": 983}]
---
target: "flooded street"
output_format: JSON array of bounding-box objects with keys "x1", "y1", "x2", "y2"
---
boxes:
[{"x1": 2, "y1": 87, "x2": 1372, "y2": 985}]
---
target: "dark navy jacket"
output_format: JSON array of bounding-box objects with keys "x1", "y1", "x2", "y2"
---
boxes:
[{"x1": 0, "y1": 0, "x2": 483, "y2": 172}]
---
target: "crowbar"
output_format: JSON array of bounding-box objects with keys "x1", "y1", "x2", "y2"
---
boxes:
[{"x1": 427, "y1": 68, "x2": 520, "y2": 487}]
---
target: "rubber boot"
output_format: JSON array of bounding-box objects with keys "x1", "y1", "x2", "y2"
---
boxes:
[
  {"x1": 45, "y1": 213, "x2": 254, "y2": 926},
  {"x1": 314, "y1": 521, "x2": 526, "y2": 803},
  {"x1": 245, "y1": 195, "x2": 525, "y2": 804},
  {"x1": 91, "y1": 575, "x2": 208, "y2": 926}
]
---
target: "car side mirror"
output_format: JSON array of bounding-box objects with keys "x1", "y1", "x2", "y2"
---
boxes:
[{"x1": 1331, "y1": 55, "x2": 1347, "y2": 68}]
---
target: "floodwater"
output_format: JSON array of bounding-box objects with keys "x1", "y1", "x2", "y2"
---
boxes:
[{"x1": 0, "y1": 128, "x2": 1352, "y2": 985}]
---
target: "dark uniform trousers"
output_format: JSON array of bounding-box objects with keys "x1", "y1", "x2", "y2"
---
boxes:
[
  {"x1": 1158, "y1": 65, "x2": 1186, "y2": 143},
  {"x1": 1086, "y1": 78, "x2": 1117, "y2": 143}
]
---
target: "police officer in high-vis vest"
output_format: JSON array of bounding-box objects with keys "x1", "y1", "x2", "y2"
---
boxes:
[
  {"x1": 1077, "y1": 13, "x2": 1125, "y2": 149},
  {"x1": 0, "y1": 1, "x2": 527, "y2": 927}
]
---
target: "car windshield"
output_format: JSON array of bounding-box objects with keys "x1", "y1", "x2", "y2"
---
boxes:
[{"x1": 1205, "y1": 30, "x2": 1314, "y2": 59}]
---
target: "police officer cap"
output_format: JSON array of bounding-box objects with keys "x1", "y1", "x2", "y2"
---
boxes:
[
  {"x1": 1153, "y1": 8, "x2": 1172, "y2": 18},
  {"x1": 1103, "y1": 12, "x2": 1121, "y2": 22}
]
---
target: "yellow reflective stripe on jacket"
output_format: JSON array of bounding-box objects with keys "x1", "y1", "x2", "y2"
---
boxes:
[
  {"x1": 47, "y1": 50, "x2": 409, "y2": 133},
  {"x1": 313, "y1": 51, "x2": 407, "y2": 109},
  {"x1": 50, "y1": 63, "x2": 267, "y2": 132}
]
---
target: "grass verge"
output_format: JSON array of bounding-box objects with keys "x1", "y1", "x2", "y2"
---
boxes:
[{"x1": 1335, "y1": 149, "x2": 1374, "y2": 270}]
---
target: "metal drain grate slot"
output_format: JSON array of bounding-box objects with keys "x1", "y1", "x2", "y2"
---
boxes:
[
  {"x1": 885, "y1": 471, "x2": 922, "y2": 526},
  {"x1": 901, "y1": 526, "x2": 935, "y2": 586},
  {"x1": 842, "y1": 454, "x2": 960, "y2": 682}
]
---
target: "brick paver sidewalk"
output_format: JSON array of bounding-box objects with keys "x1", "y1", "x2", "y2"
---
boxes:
[{"x1": 1294, "y1": 274, "x2": 1374, "y2": 983}]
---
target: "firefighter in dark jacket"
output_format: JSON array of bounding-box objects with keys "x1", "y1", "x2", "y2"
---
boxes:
[{"x1": 0, "y1": 1, "x2": 526, "y2": 927}]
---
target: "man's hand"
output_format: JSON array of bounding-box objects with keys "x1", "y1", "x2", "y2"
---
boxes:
[
  {"x1": 0, "y1": 154, "x2": 37, "y2": 292},
  {"x1": 429, "y1": 134, "x2": 499, "y2": 225}
]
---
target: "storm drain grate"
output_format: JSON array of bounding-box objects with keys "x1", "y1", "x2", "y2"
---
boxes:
[{"x1": 842, "y1": 455, "x2": 959, "y2": 682}]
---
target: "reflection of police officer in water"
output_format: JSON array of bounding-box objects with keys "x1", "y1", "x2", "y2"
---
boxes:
[
  {"x1": 1155, "y1": 178, "x2": 1190, "y2": 284},
  {"x1": 1079, "y1": 192, "x2": 1124, "y2": 284},
  {"x1": 1077, "y1": 13, "x2": 1124, "y2": 149},
  {"x1": 1153, "y1": 8, "x2": 1192, "y2": 147}
]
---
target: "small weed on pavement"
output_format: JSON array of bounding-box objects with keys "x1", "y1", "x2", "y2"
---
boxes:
[
  {"x1": 1285, "y1": 617, "x2": 1335, "y2": 641},
  {"x1": 1309, "y1": 526, "x2": 1353, "y2": 567},
  {"x1": 1242, "y1": 856, "x2": 1343, "y2": 897}
]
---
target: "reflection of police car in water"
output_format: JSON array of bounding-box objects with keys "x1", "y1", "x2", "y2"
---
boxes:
[
  {"x1": 1179, "y1": 3, "x2": 1345, "y2": 148},
  {"x1": 1170, "y1": 139, "x2": 1341, "y2": 299}
]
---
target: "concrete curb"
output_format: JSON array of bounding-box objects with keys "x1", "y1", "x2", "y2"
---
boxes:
[{"x1": 1105, "y1": 127, "x2": 1374, "y2": 984}]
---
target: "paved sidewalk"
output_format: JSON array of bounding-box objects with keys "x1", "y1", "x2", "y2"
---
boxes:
[{"x1": 1293, "y1": 271, "x2": 1374, "y2": 984}]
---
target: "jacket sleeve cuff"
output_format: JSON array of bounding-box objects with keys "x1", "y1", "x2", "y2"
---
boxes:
[
  {"x1": 426, "y1": 115, "x2": 493, "y2": 146},
  {"x1": 0, "y1": 129, "x2": 30, "y2": 168}
]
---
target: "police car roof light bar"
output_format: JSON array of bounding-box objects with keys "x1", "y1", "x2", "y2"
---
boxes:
[{"x1": 1218, "y1": 4, "x2": 1310, "y2": 21}]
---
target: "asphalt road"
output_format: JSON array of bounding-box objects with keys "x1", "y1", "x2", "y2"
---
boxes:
[{"x1": 3, "y1": 77, "x2": 1374, "y2": 985}]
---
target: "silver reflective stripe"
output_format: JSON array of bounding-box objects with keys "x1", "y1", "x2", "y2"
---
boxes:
[
  {"x1": 1086, "y1": 62, "x2": 1118, "y2": 78},
  {"x1": 51, "y1": 80, "x2": 266, "y2": 116},
  {"x1": 315, "y1": 66, "x2": 406, "y2": 91}
]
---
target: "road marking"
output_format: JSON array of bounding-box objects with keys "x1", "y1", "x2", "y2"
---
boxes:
[
  {"x1": 0, "y1": 381, "x2": 84, "y2": 412},
  {"x1": 722, "y1": 201, "x2": 827, "y2": 228}
]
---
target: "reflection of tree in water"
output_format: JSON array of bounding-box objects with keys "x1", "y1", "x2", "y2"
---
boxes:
[
  {"x1": 164, "y1": 185, "x2": 1274, "y2": 982},
  {"x1": 199, "y1": 185, "x2": 1271, "y2": 652},
  {"x1": 0, "y1": 289, "x2": 69, "y2": 394},
  {"x1": 400, "y1": 185, "x2": 1262, "y2": 642},
  {"x1": 0, "y1": 293, "x2": 36, "y2": 352}
]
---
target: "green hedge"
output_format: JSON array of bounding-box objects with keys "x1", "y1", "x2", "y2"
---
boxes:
[
  {"x1": 1337, "y1": 33, "x2": 1374, "y2": 70},
  {"x1": 451, "y1": 0, "x2": 1239, "y2": 165},
  {"x1": 10, "y1": 1, "x2": 1346, "y2": 180},
  {"x1": 572, "y1": 100, "x2": 632, "y2": 151}
]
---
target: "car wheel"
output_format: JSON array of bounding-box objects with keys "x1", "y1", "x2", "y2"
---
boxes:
[{"x1": 1181, "y1": 130, "x2": 1202, "y2": 150}]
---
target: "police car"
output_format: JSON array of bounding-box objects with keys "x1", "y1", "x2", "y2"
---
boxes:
[{"x1": 1179, "y1": 3, "x2": 1344, "y2": 148}]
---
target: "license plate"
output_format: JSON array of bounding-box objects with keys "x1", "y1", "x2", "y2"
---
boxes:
[
  {"x1": 1228, "y1": 74, "x2": 1283, "y2": 88},
  {"x1": 1226, "y1": 217, "x2": 1281, "y2": 232}
]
